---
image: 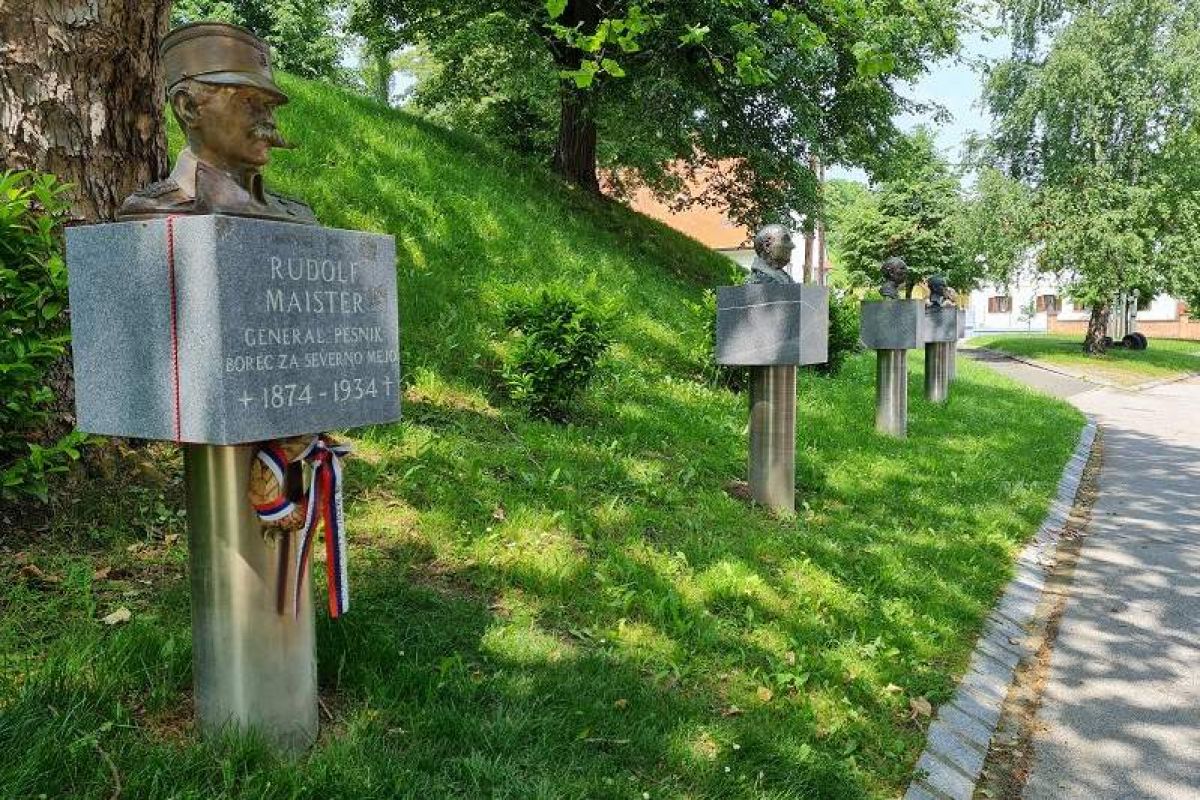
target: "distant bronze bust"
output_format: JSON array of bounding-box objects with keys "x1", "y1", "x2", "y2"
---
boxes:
[
  {"x1": 118, "y1": 22, "x2": 316, "y2": 225},
  {"x1": 926, "y1": 274, "x2": 956, "y2": 308},
  {"x1": 747, "y1": 224, "x2": 796, "y2": 285},
  {"x1": 880, "y1": 257, "x2": 908, "y2": 299}
]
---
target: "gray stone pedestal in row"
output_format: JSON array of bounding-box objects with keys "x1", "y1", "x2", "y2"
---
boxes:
[
  {"x1": 860, "y1": 301, "x2": 966, "y2": 437},
  {"x1": 67, "y1": 214, "x2": 401, "y2": 753},
  {"x1": 716, "y1": 284, "x2": 828, "y2": 513}
]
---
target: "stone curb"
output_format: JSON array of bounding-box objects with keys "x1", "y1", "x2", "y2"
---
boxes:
[
  {"x1": 903, "y1": 417, "x2": 1098, "y2": 800},
  {"x1": 1126, "y1": 371, "x2": 1200, "y2": 392}
]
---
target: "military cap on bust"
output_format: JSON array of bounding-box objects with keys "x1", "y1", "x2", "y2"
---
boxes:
[{"x1": 162, "y1": 22, "x2": 287, "y2": 102}]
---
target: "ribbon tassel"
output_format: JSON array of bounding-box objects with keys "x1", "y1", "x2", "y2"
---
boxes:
[{"x1": 293, "y1": 436, "x2": 352, "y2": 618}]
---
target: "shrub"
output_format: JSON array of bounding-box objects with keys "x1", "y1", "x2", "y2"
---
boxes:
[
  {"x1": 500, "y1": 291, "x2": 612, "y2": 419},
  {"x1": 816, "y1": 289, "x2": 863, "y2": 375},
  {"x1": 0, "y1": 170, "x2": 86, "y2": 502}
]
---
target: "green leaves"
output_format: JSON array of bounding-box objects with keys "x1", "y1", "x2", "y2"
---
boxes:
[
  {"x1": 851, "y1": 41, "x2": 896, "y2": 78},
  {"x1": 174, "y1": 0, "x2": 342, "y2": 80},
  {"x1": 499, "y1": 291, "x2": 613, "y2": 420},
  {"x1": 836, "y1": 129, "x2": 975, "y2": 293},
  {"x1": 0, "y1": 170, "x2": 83, "y2": 502},
  {"x1": 363, "y1": 0, "x2": 963, "y2": 224},
  {"x1": 678, "y1": 24, "x2": 709, "y2": 45}
]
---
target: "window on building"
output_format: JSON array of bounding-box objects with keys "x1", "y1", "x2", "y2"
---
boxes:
[
  {"x1": 988, "y1": 295, "x2": 1013, "y2": 314},
  {"x1": 1035, "y1": 294, "x2": 1059, "y2": 313}
]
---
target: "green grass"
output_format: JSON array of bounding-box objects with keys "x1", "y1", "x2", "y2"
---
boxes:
[
  {"x1": 973, "y1": 333, "x2": 1200, "y2": 386},
  {"x1": 2, "y1": 76, "x2": 1085, "y2": 799}
]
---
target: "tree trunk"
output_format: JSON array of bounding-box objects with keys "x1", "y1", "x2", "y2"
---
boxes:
[
  {"x1": 802, "y1": 229, "x2": 815, "y2": 283},
  {"x1": 368, "y1": 42, "x2": 392, "y2": 106},
  {"x1": 1084, "y1": 305, "x2": 1111, "y2": 355},
  {"x1": 0, "y1": 1, "x2": 170, "y2": 222},
  {"x1": 552, "y1": 85, "x2": 600, "y2": 193},
  {"x1": 546, "y1": 0, "x2": 601, "y2": 192}
]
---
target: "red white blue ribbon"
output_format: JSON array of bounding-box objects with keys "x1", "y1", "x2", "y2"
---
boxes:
[
  {"x1": 253, "y1": 444, "x2": 300, "y2": 523},
  {"x1": 294, "y1": 436, "x2": 352, "y2": 618},
  {"x1": 252, "y1": 436, "x2": 352, "y2": 618}
]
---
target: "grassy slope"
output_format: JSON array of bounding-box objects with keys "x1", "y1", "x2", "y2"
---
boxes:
[
  {"x1": 1, "y1": 77, "x2": 1085, "y2": 799},
  {"x1": 973, "y1": 333, "x2": 1200, "y2": 386}
]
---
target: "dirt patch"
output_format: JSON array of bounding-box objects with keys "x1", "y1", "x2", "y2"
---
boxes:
[{"x1": 975, "y1": 431, "x2": 1104, "y2": 799}]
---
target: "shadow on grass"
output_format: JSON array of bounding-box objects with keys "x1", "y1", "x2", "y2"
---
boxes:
[
  {"x1": 0, "y1": 351, "x2": 1085, "y2": 800},
  {"x1": 4, "y1": 79, "x2": 1084, "y2": 799}
]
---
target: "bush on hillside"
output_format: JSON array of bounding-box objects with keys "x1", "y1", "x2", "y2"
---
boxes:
[
  {"x1": 499, "y1": 292, "x2": 613, "y2": 420},
  {"x1": 0, "y1": 171, "x2": 86, "y2": 502},
  {"x1": 816, "y1": 289, "x2": 863, "y2": 375}
]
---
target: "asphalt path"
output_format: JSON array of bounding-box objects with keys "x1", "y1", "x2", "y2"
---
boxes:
[{"x1": 966, "y1": 349, "x2": 1200, "y2": 799}]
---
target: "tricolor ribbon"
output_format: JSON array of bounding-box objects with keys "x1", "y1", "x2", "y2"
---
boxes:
[
  {"x1": 253, "y1": 436, "x2": 352, "y2": 618},
  {"x1": 253, "y1": 444, "x2": 301, "y2": 523}
]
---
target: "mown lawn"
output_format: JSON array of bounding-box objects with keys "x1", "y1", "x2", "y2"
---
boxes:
[
  {"x1": 1, "y1": 76, "x2": 1085, "y2": 800},
  {"x1": 972, "y1": 333, "x2": 1200, "y2": 386}
]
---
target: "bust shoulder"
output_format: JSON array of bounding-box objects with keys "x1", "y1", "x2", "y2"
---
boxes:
[
  {"x1": 267, "y1": 191, "x2": 318, "y2": 224},
  {"x1": 116, "y1": 179, "x2": 193, "y2": 219}
]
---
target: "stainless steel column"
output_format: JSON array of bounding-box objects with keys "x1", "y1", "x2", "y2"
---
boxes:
[
  {"x1": 875, "y1": 349, "x2": 907, "y2": 437},
  {"x1": 948, "y1": 340, "x2": 958, "y2": 382},
  {"x1": 924, "y1": 342, "x2": 950, "y2": 404},
  {"x1": 185, "y1": 444, "x2": 318, "y2": 753},
  {"x1": 748, "y1": 365, "x2": 796, "y2": 514}
]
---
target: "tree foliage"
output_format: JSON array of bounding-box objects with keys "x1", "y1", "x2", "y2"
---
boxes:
[
  {"x1": 0, "y1": 172, "x2": 87, "y2": 501},
  {"x1": 955, "y1": 167, "x2": 1033, "y2": 288},
  {"x1": 357, "y1": 0, "x2": 967, "y2": 225},
  {"x1": 834, "y1": 129, "x2": 974, "y2": 294},
  {"x1": 978, "y1": 0, "x2": 1200, "y2": 351},
  {"x1": 172, "y1": 0, "x2": 345, "y2": 80}
]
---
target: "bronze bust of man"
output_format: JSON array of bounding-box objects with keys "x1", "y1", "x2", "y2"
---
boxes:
[
  {"x1": 118, "y1": 22, "x2": 315, "y2": 225},
  {"x1": 880, "y1": 256, "x2": 908, "y2": 299},
  {"x1": 747, "y1": 224, "x2": 796, "y2": 285},
  {"x1": 926, "y1": 274, "x2": 956, "y2": 307}
]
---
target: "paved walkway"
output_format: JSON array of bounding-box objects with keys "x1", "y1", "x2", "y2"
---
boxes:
[{"x1": 967, "y1": 351, "x2": 1200, "y2": 799}]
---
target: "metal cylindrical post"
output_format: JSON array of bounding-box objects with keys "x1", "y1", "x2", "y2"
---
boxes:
[
  {"x1": 185, "y1": 444, "x2": 319, "y2": 754},
  {"x1": 748, "y1": 365, "x2": 796, "y2": 514},
  {"x1": 924, "y1": 342, "x2": 950, "y2": 404},
  {"x1": 948, "y1": 340, "x2": 958, "y2": 382},
  {"x1": 875, "y1": 349, "x2": 907, "y2": 437}
]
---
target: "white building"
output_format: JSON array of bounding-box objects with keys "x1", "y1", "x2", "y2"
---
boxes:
[{"x1": 967, "y1": 273, "x2": 1187, "y2": 337}]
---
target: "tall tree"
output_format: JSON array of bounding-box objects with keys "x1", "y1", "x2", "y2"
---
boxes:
[
  {"x1": 0, "y1": 2, "x2": 171, "y2": 221},
  {"x1": 955, "y1": 167, "x2": 1033, "y2": 288},
  {"x1": 980, "y1": 0, "x2": 1200, "y2": 353},
  {"x1": 173, "y1": 0, "x2": 345, "y2": 80},
  {"x1": 836, "y1": 129, "x2": 974, "y2": 294},
  {"x1": 360, "y1": 0, "x2": 965, "y2": 225},
  {"x1": 347, "y1": 0, "x2": 405, "y2": 105}
]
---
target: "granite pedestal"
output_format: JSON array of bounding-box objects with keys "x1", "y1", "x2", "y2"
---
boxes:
[
  {"x1": 860, "y1": 300, "x2": 924, "y2": 437},
  {"x1": 67, "y1": 214, "x2": 401, "y2": 444},
  {"x1": 715, "y1": 283, "x2": 828, "y2": 367},
  {"x1": 716, "y1": 283, "x2": 829, "y2": 514},
  {"x1": 67, "y1": 214, "x2": 401, "y2": 753}
]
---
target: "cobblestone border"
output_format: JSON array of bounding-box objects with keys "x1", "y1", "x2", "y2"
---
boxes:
[{"x1": 904, "y1": 417, "x2": 1098, "y2": 800}]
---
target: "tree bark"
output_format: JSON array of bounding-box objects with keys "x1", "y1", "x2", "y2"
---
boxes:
[
  {"x1": 0, "y1": 1, "x2": 170, "y2": 222},
  {"x1": 1084, "y1": 305, "x2": 1111, "y2": 355},
  {"x1": 552, "y1": 85, "x2": 600, "y2": 193},
  {"x1": 547, "y1": 0, "x2": 601, "y2": 193}
]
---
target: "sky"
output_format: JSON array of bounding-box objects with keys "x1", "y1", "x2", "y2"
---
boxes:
[{"x1": 828, "y1": 25, "x2": 1010, "y2": 184}]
